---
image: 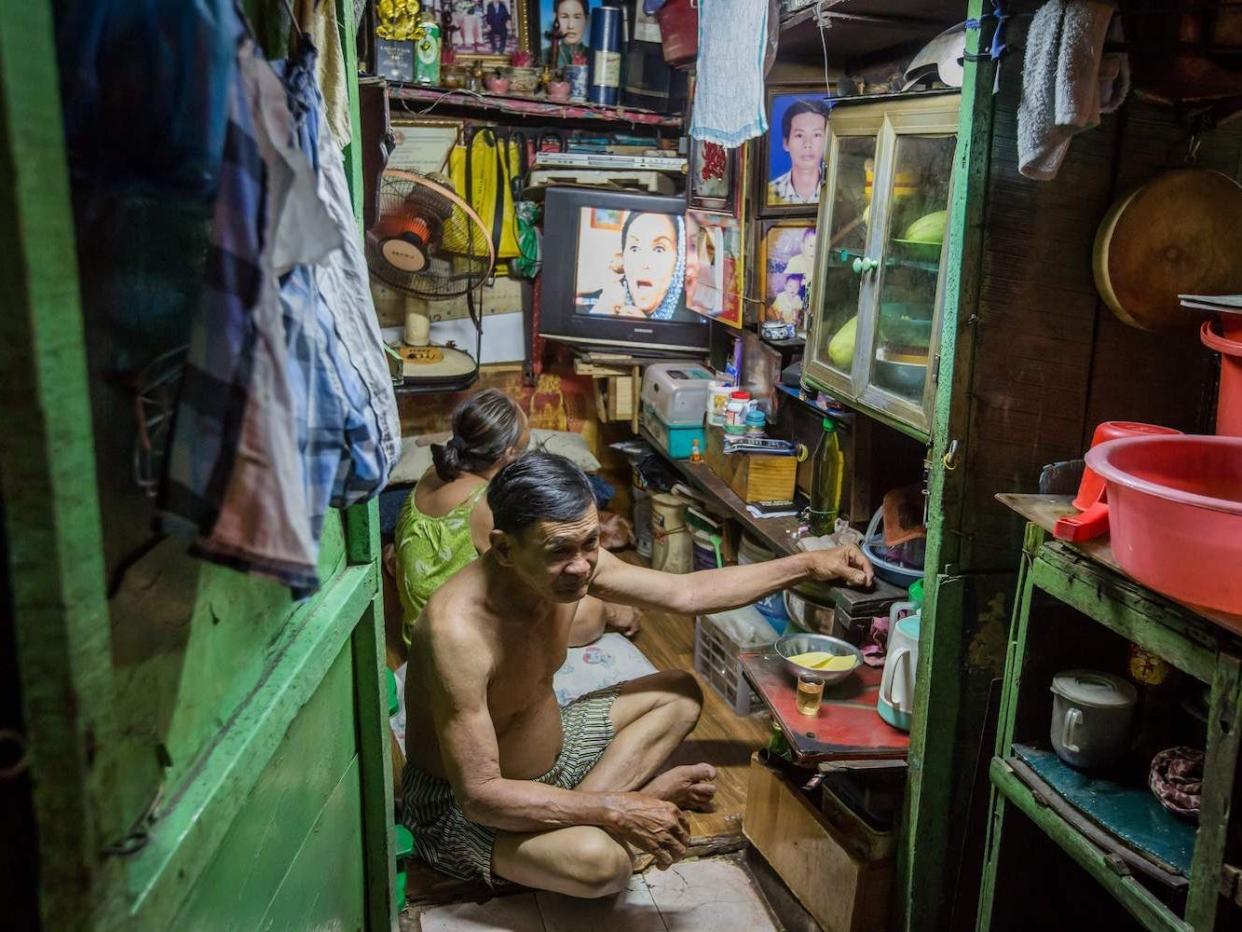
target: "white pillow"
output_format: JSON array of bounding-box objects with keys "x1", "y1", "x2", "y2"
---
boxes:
[{"x1": 388, "y1": 428, "x2": 601, "y2": 486}]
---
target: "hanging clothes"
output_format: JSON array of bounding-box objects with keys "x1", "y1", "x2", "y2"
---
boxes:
[
  {"x1": 163, "y1": 33, "x2": 399, "y2": 597},
  {"x1": 292, "y1": 0, "x2": 352, "y2": 148}
]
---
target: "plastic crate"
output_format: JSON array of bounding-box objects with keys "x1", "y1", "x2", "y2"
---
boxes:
[{"x1": 693, "y1": 606, "x2": 777, "y2": 715}]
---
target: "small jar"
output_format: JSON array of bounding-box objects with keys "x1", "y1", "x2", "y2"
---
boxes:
[
  {"x1": 725, "y1": 390, "x2": 751, "y2": 435},
  {"x1": 706, "y1": 381, "x2": 733, "y2": 427},
  {"x1": 745, "y1": 408, "x2": 766, "y2": 437}
]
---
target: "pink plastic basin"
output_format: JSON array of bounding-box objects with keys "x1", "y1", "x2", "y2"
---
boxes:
[{"x1": 1085, "y1": 435, "x2": 1242, "y2": 623}]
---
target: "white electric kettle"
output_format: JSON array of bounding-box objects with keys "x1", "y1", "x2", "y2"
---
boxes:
[{"x1": 878, "y1": 604, "x2": 920, "y2": 731}]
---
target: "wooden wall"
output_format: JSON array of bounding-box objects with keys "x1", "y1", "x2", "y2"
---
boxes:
[{"x1": 950, "y1": 19, "x2": 1242, "y2": 574}]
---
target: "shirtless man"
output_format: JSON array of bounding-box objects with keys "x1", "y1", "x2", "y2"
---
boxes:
[{"x1": 402, "y1": 451, "x2": 873, "y2": 898}]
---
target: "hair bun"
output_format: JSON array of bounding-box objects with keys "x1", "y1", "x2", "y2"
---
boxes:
[{"x1": 431, "y1": 441, "x2": 462, "y2": 481}]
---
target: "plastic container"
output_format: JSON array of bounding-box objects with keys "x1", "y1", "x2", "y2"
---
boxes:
[
  {"x1": 694, "y1": 606, "x2": 777, "y2": 715},
  {"x1": 808, "y1": 418, "x2": 844, "y2": 536},
  {"x1": 725, "y1": 390, "x2": 751, "y2": 434},
  {"x1": 1201, "y1": 320, "x2": 1242, "y2": 437},
  {"x1": 707, "y1": 380, "x2": 733, "y2": 427},
  {"x1": 1085, "y1": 434, "x2": 1242, "y2": 625},
  {"x1": 745, "y1": 408, "x2": 766, "y2": 436},
  {"x1": 738, "y1": 535, "x2": 789, "y2": 630},
  {"x1": 862, "y1": 506, "x2": 924, "y2": 587},
  {"x1": 1054, "y1": 421, "x2": 1182, "y2": 542}
]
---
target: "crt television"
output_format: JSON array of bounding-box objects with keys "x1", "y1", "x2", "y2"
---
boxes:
[{"x1": 538, "y1": 187, "x2": 709, "y2": 354}]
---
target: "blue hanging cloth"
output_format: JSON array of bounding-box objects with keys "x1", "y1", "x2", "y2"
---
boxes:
[{"x1": 56, "y1": 0, "x2": 243, "y2": 198}]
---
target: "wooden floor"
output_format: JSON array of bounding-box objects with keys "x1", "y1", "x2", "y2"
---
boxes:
[{"x1": 631, "y1": 610, "x2": 773, "y2": 850}]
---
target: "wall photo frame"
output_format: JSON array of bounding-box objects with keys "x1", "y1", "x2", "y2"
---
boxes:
[
  {"x1": 426, "y1": 0, "x2": 533, "y2": 65},
  {"x1": 539, "y1": 0, "x2": 596, "y2": 67},
  {"x1": 688, "y1": 138, "x2": 742, "y2": 215},
  {"x1": 758, "y1": 88, "x2": 831, "y2": 216},
  {"x1": 686, "y1": 210, "x2": 744, "y2": 329},
  {"x1": 758, "y1": 219, "x2": 817, "y2": 335}
]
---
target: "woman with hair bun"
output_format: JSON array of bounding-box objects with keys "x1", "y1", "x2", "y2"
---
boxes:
[{"x1": 391, "y1": 389, "x2": 639, "y2": 646}]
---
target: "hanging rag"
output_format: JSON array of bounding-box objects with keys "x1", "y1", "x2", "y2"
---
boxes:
[
  {"x1": 688, "y1": 0, "x2": 769, "y2": 147},
  {"x1": 292, "y1": 0, "x2": 352, "y2": 148},
  {"x1": 1018, "y1": 0, "x2": 1130, "y2": 181}
]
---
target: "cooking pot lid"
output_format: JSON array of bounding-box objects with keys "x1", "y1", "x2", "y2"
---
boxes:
[{"x1": 1050, "y1": 669, "x2": 1138, "y2": 708}]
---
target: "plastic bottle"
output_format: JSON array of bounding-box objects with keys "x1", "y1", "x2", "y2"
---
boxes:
[
  {"x1": 808, "y1": 418, "x2": 845, "y2": 536},
  {"x1": 745, "y1": 408, "x2": 766, "y2": 436}
]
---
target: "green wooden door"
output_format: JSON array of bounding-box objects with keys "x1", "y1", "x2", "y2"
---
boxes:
[{"x1": 0, "y1": 3, "x2": 395, "y2": 930}]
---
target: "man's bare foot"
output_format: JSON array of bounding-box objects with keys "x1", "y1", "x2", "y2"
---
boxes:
[{"x1": 642, "y1": 763, "x2": 717, "y2": 812}]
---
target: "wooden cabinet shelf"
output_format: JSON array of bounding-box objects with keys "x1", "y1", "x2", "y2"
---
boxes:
[{"x1": 978, "y1": 496, "x2": 1242, "y2": 931}]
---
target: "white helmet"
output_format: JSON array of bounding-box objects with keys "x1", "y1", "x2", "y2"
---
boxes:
[{"x1": 903, "y1": 23, "x2": 967, "y2": 91}]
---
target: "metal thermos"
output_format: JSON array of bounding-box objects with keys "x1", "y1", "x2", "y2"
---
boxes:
[{"x1": 587, "y1": 5, "x2": 623, "y2": 105}]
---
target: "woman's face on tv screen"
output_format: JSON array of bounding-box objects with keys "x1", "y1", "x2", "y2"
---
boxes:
[{"x1": 623, "y1": 213, "x2": 678, "y2": 313}]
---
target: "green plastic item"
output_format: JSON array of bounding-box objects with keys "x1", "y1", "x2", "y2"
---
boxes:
[
  {"x1": 394, "y1": 824, "x2": 415, "y2": 910},
  {"x1": 908, "y1": 578, "x2": 925, "y2": 607},
  {"x1": 382, "y1": 671, "x2": 397, "y2": 720}
]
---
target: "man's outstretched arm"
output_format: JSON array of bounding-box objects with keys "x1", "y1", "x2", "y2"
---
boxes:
[{"x1": 588, "y1": 545, "x2": 873, "y2": 616}]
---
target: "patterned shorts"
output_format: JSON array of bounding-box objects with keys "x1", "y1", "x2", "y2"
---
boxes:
[{"x1": 400, "y1": 684, "x2": 622, "y2": 885}]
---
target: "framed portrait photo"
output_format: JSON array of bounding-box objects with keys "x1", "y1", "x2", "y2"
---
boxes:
[
  {"x1": 686, "y1": 210, "x2": 744, "y2": 329},
  {"x1": 759, "y1": 88, "x2": 831, "y2": 215},
  {"x1": 539, "y1": 0, "x2": 595, "y2": 67},
  {"x1": 435, "y1": 0, "x2": 533, "y2": 65},
  {"x1": 759, "y1": 219, "x2": 818, "y2": 335}
]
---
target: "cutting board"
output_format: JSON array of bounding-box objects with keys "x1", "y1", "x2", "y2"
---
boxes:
[{"x1": 1093, "y1": 168, "x2": 1242, "y2": 331}]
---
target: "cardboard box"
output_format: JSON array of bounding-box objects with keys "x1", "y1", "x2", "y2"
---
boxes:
[
  {"x1": 704, "y1": 427, "x2": 797, "y2": 504},
  {"x1": 744, "y1": 753, "x2": 893, "y2": 932}
]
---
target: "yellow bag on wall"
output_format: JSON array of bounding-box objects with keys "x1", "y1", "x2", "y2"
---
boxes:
[{"x1": 444, "y1": 127, "x2": 525, "y2": 260}]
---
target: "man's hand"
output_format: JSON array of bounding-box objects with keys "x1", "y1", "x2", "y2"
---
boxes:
[
  {"x1": 607, "y1": 793, "x2": 690, "y2": 869},
  {"x1": 604, "y1": 603, "x2": 642, "y2": 638},
  {"x1": 806, "y1": 544, "x2": 874, "y2": 589}
]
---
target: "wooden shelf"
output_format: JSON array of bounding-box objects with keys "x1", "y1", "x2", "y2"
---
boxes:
[
  {"x1": 996, "y1": 493, "x2": 1242, "y2": 643},
  {"x1": 639, "y1": 427, "x2": 803, "y2": 557},
  {"x1": 989, "y1": 758, "x2": 1194, "y2": 932},
  {"x1": 387, "y1": 83, "x2": 683, "y2": 128}
]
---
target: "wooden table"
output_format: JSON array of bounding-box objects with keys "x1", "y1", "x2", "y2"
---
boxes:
[{"x1": 739, "y1": 652, "x2": 909, "y2": 763}]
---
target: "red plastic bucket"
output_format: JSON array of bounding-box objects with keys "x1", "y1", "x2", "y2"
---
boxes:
[
  {"x1": 1202, "y1": 320, "x2": 1242, "y2": 437},
  {"x1": 1086, "y1": 435, "x2": 1242, "y2": 626}
]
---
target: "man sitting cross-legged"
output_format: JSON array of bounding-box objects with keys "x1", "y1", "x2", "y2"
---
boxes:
[{"x1": 401, "y1": 451, "x2": 873, "y2": 898}]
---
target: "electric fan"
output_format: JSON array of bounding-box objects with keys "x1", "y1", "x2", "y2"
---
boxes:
[{"x1": 366, "y1": 169, "x2": 496, "y2": 392}]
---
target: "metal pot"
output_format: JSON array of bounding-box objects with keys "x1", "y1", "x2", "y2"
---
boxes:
[
  {"x1": 1050, "y1": 670, "x2": 1137, "y2": 770},
  {"x1": 783, "y1": 585, "x2": 835, "y2": 635}
]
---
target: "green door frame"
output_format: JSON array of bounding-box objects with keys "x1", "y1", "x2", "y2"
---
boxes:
[
  {"x1": 0, "y1": 3, "x2": 395, "y2": 929},
  {"x1": 896, "y1": 0, "x2": 1000, "y2": 927}
]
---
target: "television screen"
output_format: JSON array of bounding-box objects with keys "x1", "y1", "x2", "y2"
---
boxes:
[
  {"x1": 571, "y1": 208, "x2": 697, "y2": 323},
  {"x1": 539, "y1": 188, "x2": 708, "y2": 354}
]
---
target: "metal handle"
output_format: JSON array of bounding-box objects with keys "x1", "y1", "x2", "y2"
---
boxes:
[{"x1": 851, "y1": 256, "x2": 879, "y2": 274}]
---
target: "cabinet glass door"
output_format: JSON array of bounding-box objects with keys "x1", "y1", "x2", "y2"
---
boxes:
[
  {"x1": 868, "y1": 132, "x2": 956, "y2": 406},
  {"x1": 812, "y1": 134, "x2": 878, "y2": 383}
]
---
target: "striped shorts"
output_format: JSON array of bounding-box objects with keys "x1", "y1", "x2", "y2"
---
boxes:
[{"x1": 400, "y1": 684, "x2": 622, "y2": 886}]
